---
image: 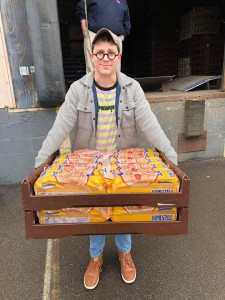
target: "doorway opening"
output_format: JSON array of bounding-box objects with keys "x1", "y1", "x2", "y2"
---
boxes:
[{"x1": 57, "y1": 0, "x2": 225, "y2": 92}]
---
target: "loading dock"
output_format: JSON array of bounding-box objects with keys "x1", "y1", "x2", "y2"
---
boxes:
[{"x1": 0, "y1": 0, "x2": 225, "y2": 107}]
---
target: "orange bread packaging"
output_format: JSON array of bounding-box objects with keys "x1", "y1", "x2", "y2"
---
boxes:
[
  {"x1": 34, "y1": 149, "x2": 106, "y2": 195},
  {"x1": 108, "y1": 148, "x2": 180, "y2": 193},
  {"x1": 35, "y1": 148, "x2": 180, "y2": 224},
  {"x1": 37, "y1": 207, "x2": 109, "y2": 224},
  {"x1": 111, "y1": 206, "x2": 177, "y2": 222}
]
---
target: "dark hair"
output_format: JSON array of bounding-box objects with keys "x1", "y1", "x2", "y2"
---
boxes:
[{"x1": 92, "y1": 32, "x2": 119, "y2": 52}]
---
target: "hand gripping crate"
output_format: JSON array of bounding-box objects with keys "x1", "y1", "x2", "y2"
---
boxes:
[{"x1": 21, "y1": 152, "x2": 190, "y2": 239}]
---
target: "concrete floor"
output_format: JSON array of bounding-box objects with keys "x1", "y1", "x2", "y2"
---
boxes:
[{"x1": 1, "y1": 158, "x2": 225, "y2": 300}]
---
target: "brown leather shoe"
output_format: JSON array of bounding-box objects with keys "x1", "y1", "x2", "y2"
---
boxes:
[
  {"x1": 84, "y1": 256, "x2": 103, "y2": 289},
  {"x1": 118, "y1": 250, "x2": 136, "y2": 283}
]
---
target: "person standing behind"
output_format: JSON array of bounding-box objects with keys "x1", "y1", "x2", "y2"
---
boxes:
[{"x1": 76, "y1": 0, "x2": 131, "y2": 73}]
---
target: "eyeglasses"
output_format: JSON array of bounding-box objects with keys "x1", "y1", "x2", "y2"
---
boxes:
[{"x1": 92, "y1": 51, "x2": 119, "y2": 60}]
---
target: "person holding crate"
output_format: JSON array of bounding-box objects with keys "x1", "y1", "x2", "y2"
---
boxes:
[{"x1": 34, "y1": 28, "x2": 178, "y2": 289}]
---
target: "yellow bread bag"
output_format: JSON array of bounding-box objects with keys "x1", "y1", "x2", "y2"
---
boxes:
[
  {"x1": 34, "y1": 148, "x2": 179, "y2": 194},
  {"x1": 96, "y1": 149, "x2": 117, "y2": 187},
  {"x1": 35, "y1": 149, "x2": 179, "y2": 224},
  {"x1": 108, "y1": 164, "x2": 180, "y2": 193},
  {"x1": 34, "y1": 149, "x2": 107, "y2": 195},
  {"x1": 35, "y1": 148, "x2": 179, "y2": 195},
  {"x1": 107, "y1": 148, "x2": 179, "y2": 193},
  {"x1": 99, "y1": 148, "x2": 165, "y2": 190},
  {"x1": 111, "y1": 206, "x2": 177, "y2": 222},
  {"x1": 111, "y1": 148, "x2": 159, "y2": 164},
  {"x1": 115, "y1": 148, "x2": 159, "y2": 158},
  {"x1": 35, "y1": 149, "x2": 111, "y2": 222},
  {"x1": 37, "y1": 207, "x2": 109, "y2": 224}
]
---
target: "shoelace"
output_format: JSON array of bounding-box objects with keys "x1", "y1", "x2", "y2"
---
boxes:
[
  {"x1": 87, "y1": 259, "x2": 102, "y2": 273},
  {"x1": 120, "y1": 254, "x2": 134, "y2": 268}
]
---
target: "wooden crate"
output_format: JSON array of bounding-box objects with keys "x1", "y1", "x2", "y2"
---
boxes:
[{"x1": 21, "y1": 153, "x2": 190, "y2": 239}]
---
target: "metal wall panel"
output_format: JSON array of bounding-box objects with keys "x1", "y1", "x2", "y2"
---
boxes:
[
  {"x1": 0, "y1": 12, "x2": 15, "y2": 108},
  {"x1": 26, "y1": 0, "x2": 66, "y2": 106},
  {"x1": 1, "y1": 0, "x2": 66, "y2": 108},
  {"x1": 0, "y1": 0, "x2": 38, "y2": 108}
]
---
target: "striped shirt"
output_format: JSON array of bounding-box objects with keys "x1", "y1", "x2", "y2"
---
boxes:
[{"x1": 95, "y1": 82, "x2": 118, "y2": 151}]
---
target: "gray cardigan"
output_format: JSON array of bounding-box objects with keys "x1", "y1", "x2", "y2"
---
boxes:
[{"x1": 35, "y1": 71, "x2": 177, "y2": 168}]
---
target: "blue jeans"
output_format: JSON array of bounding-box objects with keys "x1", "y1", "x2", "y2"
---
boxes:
[{"x1": 89, "y1": 234, "x2": 132, "y2": 258}]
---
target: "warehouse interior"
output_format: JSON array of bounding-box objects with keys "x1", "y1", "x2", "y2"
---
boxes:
[{"x1": 57, "y1": 0, "x2": 225, "y2": 91}]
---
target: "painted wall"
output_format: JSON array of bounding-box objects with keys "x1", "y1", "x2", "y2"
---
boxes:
[
  {"x1": 1, "y1": 98, "x2": 225, "y2": 184},
  {"x1": 152, "y1": 99, "x2": 225, "y2": 161},
  {"x1": 0, "y1": 108, "x2": 56, "y2": 184}
]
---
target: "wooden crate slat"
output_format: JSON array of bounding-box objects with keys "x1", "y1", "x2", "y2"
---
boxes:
[{"x1": 24, "y1": 208, "x2": 188, "y2": 239}]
